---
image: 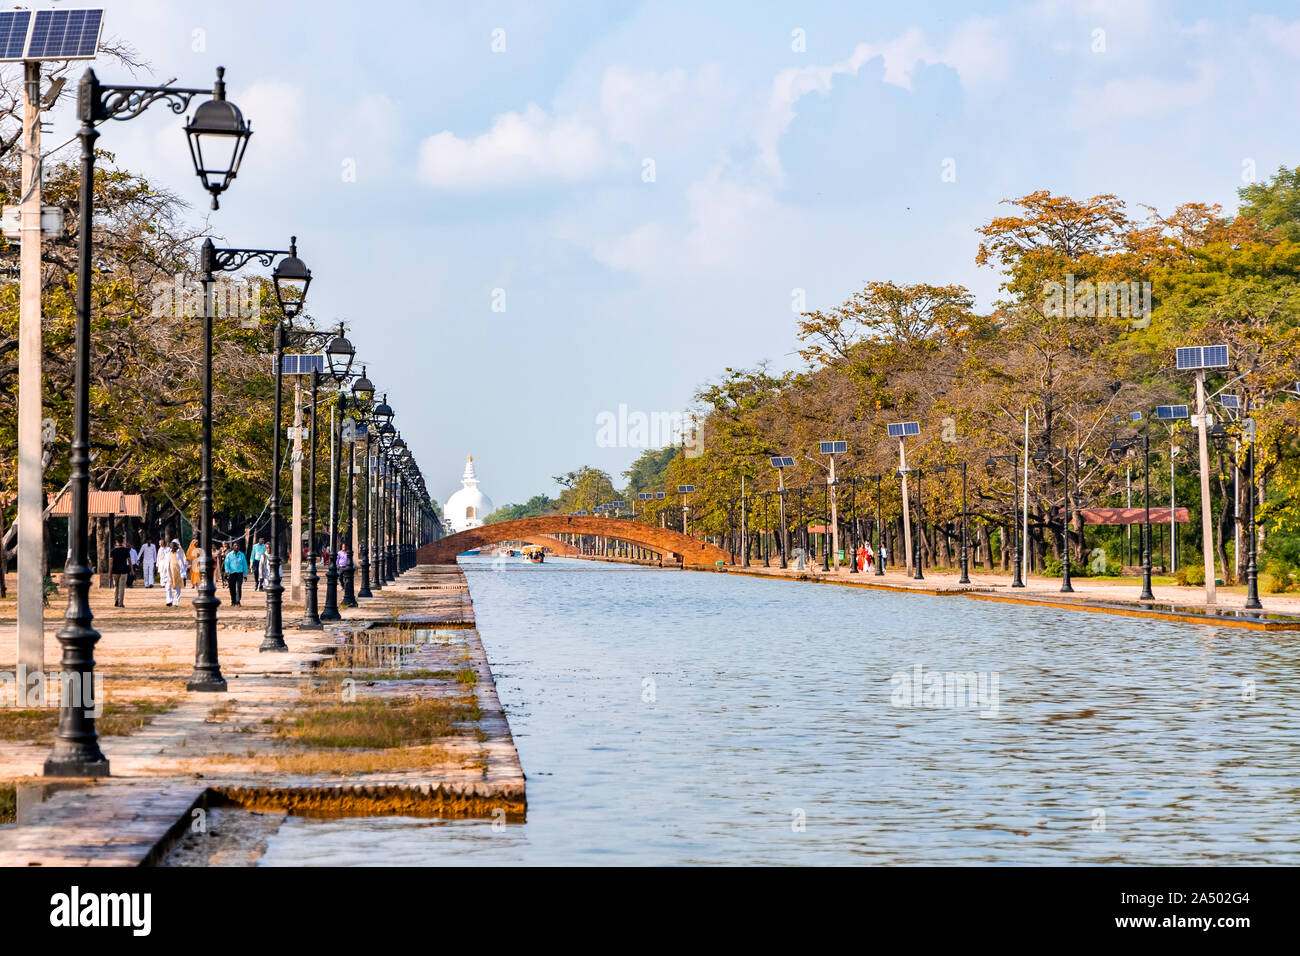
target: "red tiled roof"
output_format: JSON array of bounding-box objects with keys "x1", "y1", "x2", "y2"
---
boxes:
[{"x1": 47, "y1": 490, "x2": 144, "y2": 518}]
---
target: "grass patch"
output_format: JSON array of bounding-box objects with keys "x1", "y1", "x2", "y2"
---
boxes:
[
  {"x1": 257, "y1": 745, "x2": 458, "y2": 776},
  {"x1": 0, "y1": 699, "x2": 176, "y2": 741},
  {"x1": 455, "y1": 666, "x2": 478, "y2": 686},
  {"x1": 0, "y1": 785, "x2": 14, "y2": 824},
  {"x1": 274, "y1": 694, "x2": 481, "y2": 749}
]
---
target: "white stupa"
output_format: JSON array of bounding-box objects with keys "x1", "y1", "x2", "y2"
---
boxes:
[{"x1": 444, "y1": 455, "x2": 494, "y2": 533}]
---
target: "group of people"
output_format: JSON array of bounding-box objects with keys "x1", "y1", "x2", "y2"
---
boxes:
[
  {"x1": 854, "y1": 543, "x2": 889, "y2": 571},
  {"x1": 104, "y1": 535, "x2": 274, "y2": 609}
]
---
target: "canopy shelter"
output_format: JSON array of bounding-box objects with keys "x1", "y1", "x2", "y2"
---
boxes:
[
  {"x1": 47, "y1": 490, "x2": 144, "y2": 518},
  {"x1": 1078, "y1": 507, "x2": 1189, "y2": 525}
]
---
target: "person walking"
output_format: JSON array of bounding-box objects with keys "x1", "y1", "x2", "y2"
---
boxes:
[
  {"x1": 879, "y1": 544, "x2": 889, "y2": 571},
  {"x1": 159, "y1": 539, "x2": 187, "y2": 607},
  {"x1": 140, "y1": 539, "x2": 157, "y2": 588},
  {"x1": 336, "y1": 543, "x2": 349, "y2": 576},
  {"x1": 186, "y1": 538, "x2": 202, "y2": 587},
  {"x1": 215, "y1": 542, "x2": 229, "y2": 588},
  {"x1": 250, "y1": 536, "x2": 268, "y2": 591},
  {"x1": 224, "y1": 541, "x2": 248, "y2": 607},
  {"x1": 127, "y1": 541, "x2": 139, "y2": 589},
  {"x1": 110, "y1": 538, "x2": 132, "y2": 607}
]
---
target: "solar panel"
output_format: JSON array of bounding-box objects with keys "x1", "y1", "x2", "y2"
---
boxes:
[
  {"x1": 655, "y1": 492, "x2": 666, "y2": 499},
  {"x1": 638, "y1": 493, "x2": 653, "y2": 500},
  {"x1": 273, "y1": 353, "x2": 326, "y2": 375},
  {"x1": 887, "y1": 421, "x2": 920, "y2": 438},
  {"x1": 0, "y1": 11, "x2": 31, "y2": 61},
  {"x1": 1202, "y1": 345, "x2": 1229, "y2": 368},
  {"x1": 677, "y1": 485, "x2": 695, "y2": 494},
  {"x1": 1177, "y1": 345, "x2": 1230, "y2": 370},
  {"x1": 770, "y1": 456, "x2": 795, "y2": 468},
  {"x1": 612, "y1": 501, "x2": 626, "y2": 507},
  {"x1": 1129, "y1": 411, "x2": 1143, "y2": 421},
  {"x1": 25, "y1": 9, "x2": 103, "y2": 60},
  {"x1": 1218, "y1": 394, "x2": 1240, "y2": 410},
  {"x1": 819, "y1": 440, "x2": 848, "y2": 454},
  {"x1": 1155, "y1": 405, "x2": 1189, "y2": 420}
]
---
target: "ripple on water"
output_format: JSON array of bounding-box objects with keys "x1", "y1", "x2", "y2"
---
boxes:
[{"x1": 258, "y1": 557, "x2": 1300, "y2": 865}]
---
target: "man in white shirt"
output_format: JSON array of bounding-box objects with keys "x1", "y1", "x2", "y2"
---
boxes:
[{"x1": 140, "y1": 540, "x2": 158, "y2": 588}]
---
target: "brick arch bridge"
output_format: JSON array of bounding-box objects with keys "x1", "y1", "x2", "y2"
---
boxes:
[{"x1": 417, "y1": 516, "x2": 731, "y2": 568}]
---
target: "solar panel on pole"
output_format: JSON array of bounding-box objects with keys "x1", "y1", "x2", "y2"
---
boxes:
[
  {"x1": 678, "y1": 485, "x2": 695, "y2": 494},
  {"x1": 0, "y1": 11, "x2": 32, "y2": 61},
  {"x1": 655, "y1": 492, "x2": 665, "y2": 499},
  {"x1": 1218, "y1": 394, "x2": 1240, "y2": 410},
  {"x1": 819, "y1": 440, "x2": 847, "y2": 454},
  {"x1": 770, "y1": 456, "x2": 794, "y2": 468},
  {"x1": 887, "y1": 422, "x2": 920, "y2": 438},
  {"x1": 25, "y1": 9, "x2": 103, "y2": 59},
  {"x1": 1156, "y1": 405, "x2": 1189, "y2": 420}
]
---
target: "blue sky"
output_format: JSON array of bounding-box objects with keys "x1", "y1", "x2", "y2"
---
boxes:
[{"x1": 36, "y1": 0, "x2": 1300, "y2": 506}]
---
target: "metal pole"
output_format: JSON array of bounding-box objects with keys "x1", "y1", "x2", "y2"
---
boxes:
[
  {"x1": 959, "y1": 461, "x2": 970, "y2": 584},
  {"x1": 290, "y1": 376, "x2": 303, "y2": 600},
  {"x1": 899, "y1": 439, "x2": 913, "y2": 576},
  {"x1": 1141, "y1": 434, "x2": 1154, "y2": 601},
  {"x1": 874, "y1": 475, "x2": 884, "y2": 576},
  {"x1": 300, "y1": 369, "x2": 321, "y2": 629},
  {"x1": 777, "y1": 469, "x2": 788, "y2": 569},
  {"x1": 358, "y1": 430, "x2": 372, "y2": 598},
  {"x1": 371, "y1": 448, "x2": 384, "y2": 589},
  {"x1": 1011, "y1": 456, "x2": 1024, "y2": 588},
  {"x1": 322, "y1": 403, "x2": 340, "y2": 620},
  {"x1": 261, "y1": 322, "x2": 289, "y2": 650},
  {"x1": 1194, "y1": 371, "x2": 1217, "y2": 606},
  {"x1": 188, "y1": 246, "x2": 227, "y2": 690},
  {"x1": 341, "y1": 423, "x2": 357, "y2": 608},
  {"x1": 45, "y1": 80, "x2": 108, "y2": 777},
  {"x1": 1060, "y1": 447, "x2": 1074, "y2": 593},
  {"x1": 1245, "y1": 435, "x2": 1261, "y2": 609},
  {"x1": 913, "y1": 469, "x2": 924, "y2": 581}
]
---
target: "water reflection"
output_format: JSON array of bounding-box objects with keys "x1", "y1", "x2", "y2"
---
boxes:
[{"x1": 259, "y1": 557, "x2": 1300, "y2": 865}]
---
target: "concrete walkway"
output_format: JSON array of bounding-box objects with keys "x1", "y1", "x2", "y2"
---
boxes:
[{"x1": 0, "y1": 565, "x2": 523, "y2": 866}]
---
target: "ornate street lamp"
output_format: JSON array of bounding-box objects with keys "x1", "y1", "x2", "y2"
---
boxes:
[
  {"x1": 320, "y1": 328, "x2": 357, "y2": 622},
  {"x1": 263, "y1": 237, "x2": 312, "y2": 653},
  {"x1": 1109, "y1": 434, "x2": 1154, "y2": 601},
  {"x1": 352, "y1": 369, "x2": 375, "y2": 600},
  {"x1": 47, "y1": 67, "x2": 250, "y2": 778},
  {"x1": 300, "y1": 366, "x2": 325, "y2": 630},
  {"x1": 985, "y1": 455, "x2": 1024, "y2": 588},
  {"x1": 190, "y1": 238, "x2": 308, "y2": 676},
  {"x1": 184, "y1": 68, "x2": 253, "y2": 209}
]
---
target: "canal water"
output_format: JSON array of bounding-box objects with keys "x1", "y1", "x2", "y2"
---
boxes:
[{"x1": 259, "y1": 556, "x2": 1300, "y2": 865}]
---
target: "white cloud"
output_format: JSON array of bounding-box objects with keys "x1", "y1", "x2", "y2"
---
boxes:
[
  {"x1": 755, "y1": 20, "x2": 1009, "y2": 180},
  {"x1": 1071, "y1": 61, "x2": 1218, "y2": 125},
  {"x1": 417, "y1": 104, "x2": 609, "y2": 189}
]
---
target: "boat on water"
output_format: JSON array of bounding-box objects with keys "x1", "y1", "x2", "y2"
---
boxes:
[{"x1": 522, "y1": 545, "x2": 545, "y2": 564}]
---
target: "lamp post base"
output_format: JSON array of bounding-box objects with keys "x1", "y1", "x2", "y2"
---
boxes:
[
  {"x1": 186, "y1": 672, "x2": 228, "y2": 692},
  {"x1": 44, "y1": 754, "x2": 110, "y2": 778}
]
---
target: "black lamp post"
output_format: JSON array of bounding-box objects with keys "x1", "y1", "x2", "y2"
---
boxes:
[
  {"x1": 190, "y1": 239, "x2": 307, "y2": 680},
  {"x1": 299, "y1": 367, "x2": 324, "y2": 630},
  {"x1": 1210, "y1": 418, "x2": 1262, "y2": 609},
  {"x1": 911, "y1": 468, "x2": 925, "y2": 580},
  {"x1": 353, "y1": 369, "x2": 375, "y2": 599},
  {"x1": 846, "y1": 477, "x2": 858, "y2": 574},
  {"x1": 371, "y1": 397, "x2": 394, "y2": 587},
  {"x1": 985, "y1": 454, "x2": 1024, "y2": 588},
  {"x1": 1245, "y1": 433, "x2": 1261, "y2": 609},
  {"x1": 46, "y1": 67, "x2": 249, "y2": 778},
  {"x1": 262, "y1": 238, "x2": 311, "y2": 653},
  {"x1": 1109, "y1": 434, "x2": 1154, "y2": 601},
  {"x1": 932, "y1": 462, "x2": 970, "y2": 584},
  {"x1": 320, "y1": 325, "x2": 356, "y2": 622}
]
